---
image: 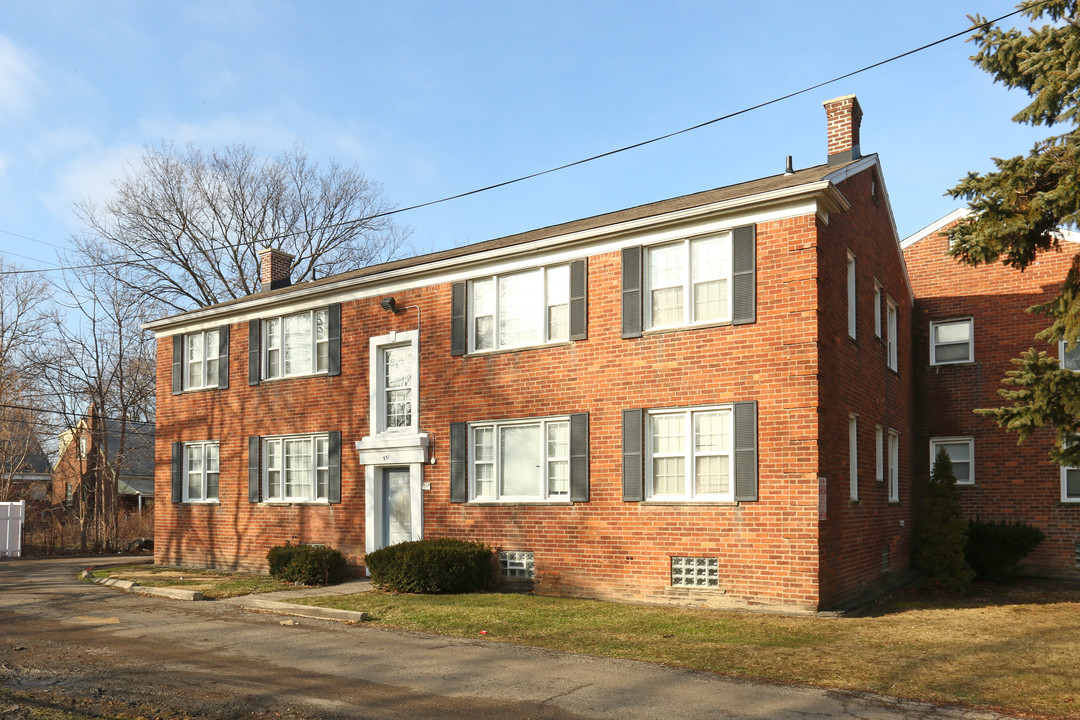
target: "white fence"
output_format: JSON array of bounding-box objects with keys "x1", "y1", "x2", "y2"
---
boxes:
[{"x1": 0, "y1": 501, "x2": 25, "y2": 557}]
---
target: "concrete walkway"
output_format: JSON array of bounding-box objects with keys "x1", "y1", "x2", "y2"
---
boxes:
[{"x1": 223, "y1": 576, "x2": 375, "y2": 623}]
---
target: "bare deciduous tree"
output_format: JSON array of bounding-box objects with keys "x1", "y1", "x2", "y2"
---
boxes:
[
  {"x1": 76, "y1": 143, "x2": 409, "y2": 313},
  {"x1": 0, "y1": 259, "x2": 52, "y2": 502}
]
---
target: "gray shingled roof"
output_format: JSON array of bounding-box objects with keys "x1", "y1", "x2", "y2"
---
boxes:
[
  {"x1": 153, "y1": 159, "x2": 856, "y2": 325},
  {"x1": 100, "y1": 420, "x2": 155, "y2": 479}
]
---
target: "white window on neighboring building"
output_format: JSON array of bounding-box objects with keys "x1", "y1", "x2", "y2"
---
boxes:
[
  {"x1": 184, "y1": 441, "x2": 219, "y2": 502},
  {"x1": 645, "y1": 406, "x2": 734, "y2": 502},
  {"x1": 645, "y1": 233, "x2": 732, "y2": 330},
  {"x1": 184, "y1": 329, "x2": 220, "y2": 389},
  {"x1": 369, "y1": 330, "x2": 419, "y2": 435},
  {"x1": 888, "y1": 430, "x2": 900, "y2": 502},
  {"x1": 931, "y1": 318, "x2": 974, "y2": 365},
  {"x1": 930, "y1": 437, "x2": 974, "y2": 485},
  {"x1": 886, "y1": 296, "x2": 898, "y2": 371},
  {"x1": 1059, "y1": 339, "x2": 1080, "y2": 371},
  {"x1": 875, "y1": 425, "x2": 884, "y2": 482},
  {"x1": 847, "y1": 251, "x2": 856, "y2": 339},
  {"x1": 873, "y1": 280, "x2": 882, "y2": 338},
  {"x1": 1062, "y1": 464, "x2": 1080, "y2": 503},
  {"x1": 470, "y1": 265, "x2": 569, "y2": 352},
  {"x1": 262, "y1": 308, "x2": 329, "y2": 379},
  {"x1": 471, "y1": 417, "x2": 570, "y2": 502},
  {"x1": 849, "y1": 414, "x2": 859, "y2": 501},
  {"x1": 264, "y1": 434, "x2": 330, "y2": 502}
]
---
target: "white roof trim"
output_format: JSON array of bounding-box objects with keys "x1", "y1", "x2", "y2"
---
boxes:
[
  {"x1": 900, "y1": 208, "x2": 970, "y2": 249},
  {"x1": 144, "y1": 179, "x2": 850, "y2": 334}
]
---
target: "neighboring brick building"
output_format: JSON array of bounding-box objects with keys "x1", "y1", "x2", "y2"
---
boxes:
[
  {"x1": 903, "y1": 211, "x2": 1080, "y2": 579},
  {"x1": 53, "y1": 409, "x2": 155, "y2": 511},
  {"x1": 147, "y1": 94, "x2": 917, "y2": 611}
]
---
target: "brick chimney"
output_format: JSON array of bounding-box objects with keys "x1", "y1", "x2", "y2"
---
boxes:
[
  {"x1": 258, "y1": 248, "x2": 294, "y2": 292},
  {"x1": 823, "y1": 94, "x2": 862, "y2": 166}
]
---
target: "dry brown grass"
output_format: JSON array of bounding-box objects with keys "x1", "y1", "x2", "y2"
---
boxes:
[{"x1": 89, "y1": 564, "x2": 296, "y2": 599}]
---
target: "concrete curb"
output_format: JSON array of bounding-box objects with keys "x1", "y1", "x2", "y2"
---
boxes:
[
  {"x1": 81, "y1": 568, "x2": 204, "y2": 601},
  {"x1": 234, "y1": 595, "x2": 370, "y2": 623}
]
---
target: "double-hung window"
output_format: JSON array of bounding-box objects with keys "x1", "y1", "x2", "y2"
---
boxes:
[
  {"x1": 471, "y1": 417, "x2": 570, "y2": 501},
  {"x1": 646, "y1": 233, "x2": 731, "y2": 329},
  {"x1": 930, "y1": 437, "x2": 973, "y2": 484},
  {"x1": 1060, "y1": 339, "x2": 1080, "y2": 371},
  {"x1": 369, "y1": 330, "x2": 419, "y2": 434},
  {"x1": 184, "y1": 441, "x2": 219, "y2": 502},
  {"x1": 886, "y1": 297, "x2": 898, "y2": 371},
  {"x1": 849, "y1": 414, "x2": 859, "y2": 501},
  {"x1": 470, "y1": 265, "x2": 569, "y2": 351},
  {"x1": 184, "y1": 329, "x2": 219, "y2": 389},
  {"x1": 264, "y1": 434, "x2": 330, "y2": 502},
  {"x1": 931, "y1": 318, "x2": 973, "y2": 365},
  {"x1": 888, "y1": 430, "x2": 900, "y2": 502},
  {"x1": 646, "y1": 406, "x2": 733, "y2": 501},
  {"x1": 847, "y1": 251, "x2": 856, "y2": 339},
  {"x1": 873, "y1": 281, "x2": 882, "y2": 337},
  {"x1": 263, "y1": 309, "x2": 329, "y2": 379}
]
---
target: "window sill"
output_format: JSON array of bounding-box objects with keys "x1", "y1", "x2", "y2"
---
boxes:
[
  {"x1": 181, "y1": 386, "x2": 219, "y2": 394},
  {"x1": 930, "y1": 360, "x2": 975, "y2": 368},
  {"x1": 261, "y1": 501, "x2": 330, "y2": 506},
  {"x1": 468, "y1": 500, "x2": 572, "y2": 507},
  {"x1": 259, "y1": 371, "x2": 329, "y2": 383},
  {"x1": 182, "y1": 500, "x2": 219, "y2": 506},
  {"x1": 667, "y1": 585, "x2": 726, "y2": 593},
  {"x1": 640, "y1": 500, "x2": 738, "y2": 507},
  {"x1": 466, "y1": 340, "x2": 573, "y2": 357},
  {"x1": 641, "y1": 319, "x2": 733, "y2": 337},
  {"x1": 888, "y1": 500, "x2": 902, "y2": 505}
]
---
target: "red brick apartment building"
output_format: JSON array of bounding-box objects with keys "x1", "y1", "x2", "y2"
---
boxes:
[
  {"x1": 146, "y1": 95, "x2": 917, "y2": 612},
  {"x1": 903, "y1": 212, "x2": 1080, "y2": 580}
]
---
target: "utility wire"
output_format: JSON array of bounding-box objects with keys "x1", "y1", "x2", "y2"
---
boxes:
[{"x1": 0, "y1": 1, "x2": 1046, "y2": 279}]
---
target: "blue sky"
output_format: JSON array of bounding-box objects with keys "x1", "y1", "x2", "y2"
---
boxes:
[{"x1": 0, "y1": 0, "x2": 1050, "y2": 278}]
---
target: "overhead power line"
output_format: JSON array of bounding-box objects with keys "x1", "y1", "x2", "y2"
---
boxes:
[{"x1": 0, "y1": 1, "x2": 1045, "y2": 279}]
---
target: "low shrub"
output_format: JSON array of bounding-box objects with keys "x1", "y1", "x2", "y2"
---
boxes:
[
  {"x1": 965, "y1": 519, "x2": 1045, "y2": 580},
  {"x1": 266, "y1": 542, "x2": 347, "y2": 586},
  {"x1": 365, "y1": 538, "x2": 493, "y2": 594}
]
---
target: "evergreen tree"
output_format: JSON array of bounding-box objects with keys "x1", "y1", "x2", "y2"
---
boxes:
[
  {"x1": 947, "y1": 0, "x2": 1080, "y2": 464},
  {"x1": 915, "y1": 449, "x2": 976, "y2": 592}
]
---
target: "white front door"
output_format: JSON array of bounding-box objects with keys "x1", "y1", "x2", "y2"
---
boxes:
[{"x1": 383, "y1": 467, "x2": 412, "y2": 547}]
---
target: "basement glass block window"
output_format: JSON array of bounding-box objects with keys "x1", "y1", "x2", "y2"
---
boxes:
[
  {"x1": 499, "y1": 551, "x2": 535, "y2": 580},
  {"x1": 670, "y1": 556, "x2": 719, "y2": 588}
]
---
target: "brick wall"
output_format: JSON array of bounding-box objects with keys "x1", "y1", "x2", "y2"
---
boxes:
[{"x1": 904, "y1": 224, "x2": 1080, "y2": 579}]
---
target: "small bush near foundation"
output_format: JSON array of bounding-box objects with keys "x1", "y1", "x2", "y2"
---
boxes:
[
  {"x1": 965, "y1": 519, "x2": 1045, "y2": 580},
  {"x1": 916, "y1": 448, "x2": 975, "y2": 592},
  {"x1": 366, "y1": 539, "x2": 493, "y2": 594},
  {"x1": 266, "y1": 543, "x2": 347, "y2": 586}
]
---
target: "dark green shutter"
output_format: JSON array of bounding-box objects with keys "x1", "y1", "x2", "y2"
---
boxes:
[
  {"x1": 621, "y1": 247, "x2": 643, "y2": 339},
  {"x1": 569, "y1": 412, "x2": 589, "y2": 502},
  {"x1": 171, "y1": 441, "x2": 183, "y2": 503},
  {"x1": 732, "y1": 224, "x2": 756, "y2": 325},
  {"x1": 449, "y1": 422, "x2": 467, "y2": 502},
  {"x1": 622, "y1": 409, "x2": 644, "y2": 501},
  {"x1": 248, "y1": 436, "x2": 261, "y2": 503},
  {"x1": 248, "y1": 320, "x2": 261, "y2": 386},
  {"x1": 171, "y1": 335, "x2": 183, "y2": 394},
  {"x1": 733, "y1": 401, "x2": 758, "y2": 501},
  {"x1": 451, "y1": 282, "x2": 467, "y2": 356},
  {"x1": 217, "y1": 325, "x2": 230, "y2": 389},
  {"x1": 327, "y1": 303, "x2": 341, "y2": 376},
  {"x1": 569, "y1": 259, "x2": 588, "y2": 341},
  {"x1": 328, "y1": 430, "x2": 341, "y2": 504}
]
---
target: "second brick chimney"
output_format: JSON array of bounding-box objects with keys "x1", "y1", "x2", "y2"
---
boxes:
[
  {"x1": 823, "y1": 94, "x2": 862, "y2": 166},
  {"x1": 258, "y1": 248, "x2": 294, "y2": 292}
]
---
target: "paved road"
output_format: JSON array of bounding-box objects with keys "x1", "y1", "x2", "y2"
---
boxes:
[{"x1": 0, "y1": 557, "x2": 1016, "y2": 720}]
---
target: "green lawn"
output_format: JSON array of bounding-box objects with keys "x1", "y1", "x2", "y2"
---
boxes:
[
  {"x1": 292, "y1": 581, "x2": 1080, "y2": 719},
  {"x1": 88, "y1": 564, "x2": 297, "y2": 599}
]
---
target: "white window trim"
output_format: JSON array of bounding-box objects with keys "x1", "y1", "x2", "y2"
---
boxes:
[
  {"x1": 1059, "y1": 339, "x2": 1080, "y2": 371},
  {"x1": 468, "y1": 415, "x2": 572, "y2": 503},
  {"x1": 873, "y1": 280, "x2": 882, "y2": 338},
  {"x1": 262, "y1": 433, "x2": 331, "y2": 503},
  {"x1": 1061, "y1": 463, "x2": 1080, "y2": 503},
  {"x1": 183, "y1": 440, "x2": 219, "y2": 504},
  {"x1": 847, "y1": 251, "x2": 856, "y2": 339},
  {"x1": 930, "y1": 436, "x2": 974, "y2": 485},
  {"x1": 261, "y1": 308, "x2": 329, "y2": 380},
  {"x1": 368, "y1": 330, "x2": 419, "y2": 436},
  {"x1": 468, "y1": 264, "x2": 570, "y2": 353},
  {"x1": 645, "y1": 404, "x2": 735, "y2": 502},
  {"x1": 875, "y1": 425, "x2": 884, "y2": 482},
  {"x1": 886, "y1": 296, "x2": 898, "y2": 371},
  {"x1": 849, "y1": 414, "x2": 859, "y2": 501},
  {"x1": 184, "y1": 329, "x2": 218, "y2": 390},
  {"x1": 888, "y1": 430, "x2": 900, "y2": 502},
  {"x1": 643, "y1": 232, "x2": 733, "y2": 332},
  {"x1": 930, "y1": 318, "x2": 974, "y2": 366}
]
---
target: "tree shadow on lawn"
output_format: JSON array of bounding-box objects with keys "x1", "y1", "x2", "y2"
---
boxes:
[{"x1": 854, "y1": 577, "x2": 1080, "y2": 617}]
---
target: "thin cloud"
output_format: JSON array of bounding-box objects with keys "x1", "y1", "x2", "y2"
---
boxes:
[{"x1": 0, "y1": 36, "x2": 39, "y2": 119}]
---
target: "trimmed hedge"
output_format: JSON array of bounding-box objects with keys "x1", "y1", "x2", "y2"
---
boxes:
[
  {"x1": 365, "y1": 538, "x2": 493, "y2": 594},
  {"x1": 266, "y1": 543, "x2": 348, "y2": 586},
  {"x1": 965, "y1": 519, "x2": 1045, "y2": 580}
]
